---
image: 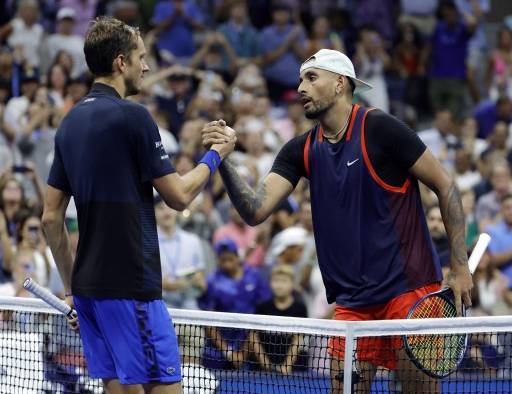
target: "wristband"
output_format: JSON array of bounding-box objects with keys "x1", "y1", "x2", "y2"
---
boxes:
[{"x1": 199, "y1": 150, "x2": 221, "y2": 175}]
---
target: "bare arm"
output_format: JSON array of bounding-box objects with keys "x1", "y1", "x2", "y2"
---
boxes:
[
  {"x1": 409, "y1": 149, "x2": 472, "y2": 314},
  {"x1": 219, "y1": 158, "x2": 294, "y2": 226},
  {"x1": 489, "y1": 250, "x2": 512, "y2": 268},
  {"x1": 42, "y1": 186, "x2": 72, "y2": 293}
]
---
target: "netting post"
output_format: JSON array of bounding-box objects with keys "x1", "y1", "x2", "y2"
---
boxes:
[{"x1": 343, "y1": 324, "x2": 355, "y2": 393}]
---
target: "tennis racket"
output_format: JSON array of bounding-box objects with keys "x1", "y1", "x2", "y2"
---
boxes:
[
  {"x1": 403, "y1": 233, "x2": 491, "y2": 378},
  {"x1": 23, "y1": 277, "x2": 76, "y2": 319}
]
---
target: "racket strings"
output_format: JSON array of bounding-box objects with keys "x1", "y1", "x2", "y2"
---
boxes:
[{"x1": 405, "y1": 295, "x2": 467, "y2": 377}]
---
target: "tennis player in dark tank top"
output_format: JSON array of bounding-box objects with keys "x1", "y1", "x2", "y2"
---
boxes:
[{"x1": 203, "y1": 48, "x2": 473, "y2": 393}]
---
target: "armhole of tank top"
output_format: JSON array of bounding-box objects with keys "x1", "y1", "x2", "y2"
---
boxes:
[
  {"x1": 303, "y1": 131, "x2": 313, "y2": 178},
  {"x1": 360, "y1": 109, "x2": 411, "y2": 194}
]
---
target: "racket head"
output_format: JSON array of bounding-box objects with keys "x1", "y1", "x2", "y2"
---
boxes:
[{"x1": 403, "y1": 288, "x2": 468, "y2": 378}]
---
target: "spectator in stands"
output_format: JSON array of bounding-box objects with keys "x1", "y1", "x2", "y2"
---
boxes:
[
  {"x1": 1, "y1": 0, "x2": 43, "y2": 69},
  {"x1": 399, "y1": 0, "x2": 438, "y2": 37},
  {"x1": 0, "y1": 210, "x2": 13, "y2": 295},
  {"x1": 190, "y1": 33, "x2": 238, "y2": 83},
  {"x1": 418, "y1": 109, "x2": 461, "y2": 171},
  {"x1": 0, "y1": 176, "x2": 31, "y2": 239},
  {"x1": 12, "y1": 212, "x2": 49, "y2": 295},
  {"x1": 476, "y1": 161, "x2": 512, "y2": 228},
  {"x1": 481, "y1": 121, "x2": 509, "y2": 162},
  {"x1": 213, "y1": 206, "x2": 259, "y2": 263},
  {"x1": 198, "y1": 238, "x2": 270, "y2": 369},
  {"x1": 155, "y1": 196, "x2": 206, "y2": 309},
  {"x1": 217, "y1": 0, "x2": 260, "y2": 65},
  {"x1": 259, "y1": 3, "x2": 306, "y2": 102},
  {"x1": 41, "y1": 8, "x2": 87, "y2": 79},
  {"x1": 474, "y1": 96, "x2": 512, "y2": 139},
  {"x1": 426, "y1": 0, "x2": 477, "y2": 117},
  {"x1": 460, "y1": 116, "x2": 488, "y2": 161},
  {"x1": 350, "y1": 0, "x2": 395, "y2": 42},
  {"x1": 461, "y1": 189, "x2": 479, "y2": 248},
  {"x1": 62, "y1": 75, "x2": 89, "y2": 113},
  {"x1": 487, "y1": 194, "x2": 512, "y2": 281},
  {"x1": 151, "y1": 0, "x2": 205, "y2": 63},
  {"x1": 46, "y1": 64, "x2": 69, "y2": 110},
  {"x1": 354, "y1": 26, "x2": 391, "y2": 112},
  {"x1": 18, "y1": 87, "x2": 61, "y2": 183},
  {"x1": 60, "y1": 0, "x2": 99, "y2": 37},
  {"x1": 267, "y1": 226, "x2": 307, "y2": 291},
  {"x1": 252, "y1": 265, "x2": 308, "y2": 374},
  {"x1": 426, "y1": 204, "x2": 450, "y2": 275},
  {"x1": 2, "y1": 69, "x2": 39, "y2": 142},
  {"x1": 305, "y1": 16, "x2": 344, "y2": 58},
  {"x1": 454, "y1": 148, "x2": 481, "y2": 191},
  {"x1": 486, "y1": 26, "x2": 512, "y2": 100}
]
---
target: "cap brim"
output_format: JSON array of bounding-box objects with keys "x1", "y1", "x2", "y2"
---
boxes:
[{"x1": 351, "y1": 77, "x2": 372, "y2": 93}]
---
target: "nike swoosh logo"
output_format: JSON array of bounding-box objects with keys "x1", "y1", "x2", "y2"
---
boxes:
[{"x1": 347, "y1": 159, "x2": 359, "y2": 167}]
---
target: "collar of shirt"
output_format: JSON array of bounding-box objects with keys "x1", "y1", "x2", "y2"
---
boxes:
[{"x1": 90, "y1": 83, "x2": 122, "y2": 98}]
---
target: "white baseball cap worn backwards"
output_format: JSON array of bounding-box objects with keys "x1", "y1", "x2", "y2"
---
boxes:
[{"x1": 300, "y1": 49, "x2": 373, "y2": 93}]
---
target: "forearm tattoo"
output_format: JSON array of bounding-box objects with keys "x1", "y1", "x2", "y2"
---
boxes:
[
  {"x1": 219, "y1": 158, "x2": 266, "y2": 225},
  {"x1": 440, "y1": 182, "x2": 467, "y2": 265}
]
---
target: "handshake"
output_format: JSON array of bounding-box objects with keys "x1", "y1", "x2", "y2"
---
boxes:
[{"x1": 201, "y1": 119, "x2": 237, "y2": 161}]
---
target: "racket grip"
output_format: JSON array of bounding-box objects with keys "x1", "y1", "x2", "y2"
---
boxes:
[
  {"x1": 23, "y1": 277, "x2": 74, "y2": 317},
  {"x1": 468, "y1": 233, "x2": 491, "y2": 274}
]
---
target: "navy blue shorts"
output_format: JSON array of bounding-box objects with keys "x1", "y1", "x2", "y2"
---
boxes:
[{"x1": 73, "y1": 296, "x2": 181, "y2": 384}]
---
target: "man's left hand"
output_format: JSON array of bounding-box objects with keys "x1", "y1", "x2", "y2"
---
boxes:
[{"x1": 446, "y1": 264, "x2": 473, "y2": 316}]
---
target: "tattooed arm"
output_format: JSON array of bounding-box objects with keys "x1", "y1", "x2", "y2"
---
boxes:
[
  {"x1": 410, "y1": 149, "x2": 473, "y2": 315},
  {"x1": 219, "y1": 158, "x2": 294, "y2": 226}
]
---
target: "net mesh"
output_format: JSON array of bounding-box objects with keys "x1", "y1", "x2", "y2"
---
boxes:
[{"x1": 0, "y1": 298, "x2": 511, "y2": 394}]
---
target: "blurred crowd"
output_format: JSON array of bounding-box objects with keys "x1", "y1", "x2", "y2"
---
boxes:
[{"x1": 0, "y1": 0, "x2": 511, "y2": 352}]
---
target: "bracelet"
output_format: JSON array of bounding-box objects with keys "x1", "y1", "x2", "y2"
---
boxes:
[{"x1": 199, "y1": 150, "x2": 221, "y2": 175}]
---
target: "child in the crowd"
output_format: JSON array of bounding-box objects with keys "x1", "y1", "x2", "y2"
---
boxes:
[{"x1": 252, "y1": 264, "x2": 308, "y2": 374}]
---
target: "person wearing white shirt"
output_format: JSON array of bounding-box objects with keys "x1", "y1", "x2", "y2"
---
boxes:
[
  {"x1": 4, "y1": 0, "x2": 43, "y2": 69},
  {"x1": 155, "y1": 196, "x2": 206, "y2": 309},
  {"x1": 41, "y1": 8, "x2": 87, "y2": 78}
]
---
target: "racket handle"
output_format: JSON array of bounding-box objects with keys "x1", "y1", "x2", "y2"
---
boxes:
[
  {"x1": 23, "y1": 277, "x2": 74, "y2": 317},
  {"x1": 468, "y1": 233, "x2": 491, "y2": 274}
]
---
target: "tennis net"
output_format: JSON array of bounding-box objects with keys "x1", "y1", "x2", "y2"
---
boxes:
[{"x1": 0, "y1": 296, "x2": 511, "y2": 393}]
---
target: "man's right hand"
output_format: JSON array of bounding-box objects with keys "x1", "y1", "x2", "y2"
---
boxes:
[
  {"x1": 202, "y1": 120, "x2": 237, "y2": 160},
  {"x1": 65, "y1": 296, "x2": 79, "y2": 331}
]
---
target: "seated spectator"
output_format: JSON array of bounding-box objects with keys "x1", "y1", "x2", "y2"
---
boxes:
[
  {"x1": 460, "y1": 116, "x2": 488, "y2": 161},
  {"x1": 486, "y1": 194, "x2": 512, "y2": 293},
  {"x1": 418, "y1": 109, "x2": 461, "y2": 171},
  {"x1": 305, "y1": 16, "x2": 344, "y2": 57},
  {"x1": 198, "y1": 238, "x2": 271, "y2": 369},
  {"x1": 2, "y1": 69, "x2": 39, "y2": 142},
  {"x1": 475, "y1": 161, "x2": 512, "y2": 228},
  {"x1": 486, "y1": 26, "x2": 512, "y2": 100},
  {"x1": 217, "y1": 0, "x2": 260, "y2": 65},
  {"x1": 46, "y1": 63, "x2": 70, "y2": 110},
  {"x1": 155, "y1": 196, "x2": 206, "y2": 309},
  {"x1": 474, "y1": 97, "x2": 512, "y2": 139},
  {"x1": 461, "y1": 189, "x2": 479, "y2": 248},
  {"x1": 213, "y1": 206, "x2": 259, "y2": 264},
  {"x1": 12, "y1": 212, "x2": 49, "y2": 296},
  {"x1": 60, "y1": 0, "x2": 99, "y2": 37},
  {"x1": 267, "y1": 226, "x2": 307, "y2": 291},
  {"x1": 453, "y1": 148, "x2": 481, "y2": 191},
  {"x1": 480, "y1": 121, "x2": 509, "y2": 162},
  {"x1": 259, "y1": 3, "x2": 306, "y2": 102},
  {"x1": 151, "y1": 0, "x2": 205, "y2": 63},
  {"x1": 252, "y1": 265, "x2": 308, "y2": 374},
  {"x1": 426, "y1": 205, "x2": 450, "y2": 275},
  {"x1": 1, "y1": 0, "x2": 43, "y2": 69},
  {"x1": 354, "y1": 26, "x2": 391, "y2": 112},
  {"x1": 40, "y1": 8, "x2": 87, "y2": 78},
  {"x1": 0, "y1": 210, "x2": 13, "y2": 295}
]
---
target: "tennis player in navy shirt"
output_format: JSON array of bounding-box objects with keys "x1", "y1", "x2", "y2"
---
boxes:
[
  {"x1": 202, "y1": 49, "x2": 473, "y2": 393},
  {"x1": 43, "y1": 17, "x2": 235, "y2": 394}
]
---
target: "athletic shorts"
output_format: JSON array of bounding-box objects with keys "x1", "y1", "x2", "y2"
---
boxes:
[
  {"x1": 329, "y1": 283, "x2": 441, "y2": 370},
  {"x1": 74, "y1": 296, "x2": 182, "y2": 384}
]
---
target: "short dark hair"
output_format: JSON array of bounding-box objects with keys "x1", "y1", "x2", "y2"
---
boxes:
[{"x1": 84, "y1": 16, "x2": 139, "y2": 77}]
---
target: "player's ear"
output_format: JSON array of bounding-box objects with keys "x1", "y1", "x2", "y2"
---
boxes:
[
  {"x1": 114, "y1": 54, "x2": 127, "y2": 74},
  {"x1": 335, "y1": 76, "x2": 343, "y2": 95}
]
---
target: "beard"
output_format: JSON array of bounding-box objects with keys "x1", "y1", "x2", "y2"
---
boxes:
[
  {"x1": 304, "y1": 95, "x2": 336, "y2": 119},
  {"x1": 124, "y1": 75, "x2": 140, "y2": 97}
]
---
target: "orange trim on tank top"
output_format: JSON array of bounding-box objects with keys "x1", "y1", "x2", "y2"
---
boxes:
[
  {"x1": 360, "y1": 109, "x2": 411, "y2": 194},
  {"x1": 303, "y1": 131, "x2": 312, "y2": 177}
]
